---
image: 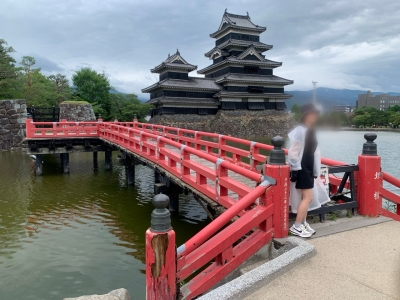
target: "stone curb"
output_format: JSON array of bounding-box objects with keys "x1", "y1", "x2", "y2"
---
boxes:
[{"x1": 198, "y1": 237, "x2": 316, "y2": 300}]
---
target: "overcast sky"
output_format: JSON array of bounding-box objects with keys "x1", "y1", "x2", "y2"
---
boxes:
[{"x1": 1, "y1": 0, "x2": 399, "y2": 99}]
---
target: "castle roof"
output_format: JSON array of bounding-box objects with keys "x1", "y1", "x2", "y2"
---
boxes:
[
  {"x1": 214, "y1": 74, "x2": 294, "y2": 85},
  {"x1": 205, "y1": 40, "x2": 272, "y2": 57},
  {"x1": 151, "y1": 50, "x2": 197, "y2": 73},
  {"x1": 213, "y1": 90, "x2": 293, "y2": 99},
  {"x1": 142, "y1": 77, "x2": 221, "y2": 93},
  {"x1": 210, "y1": 11, "x2": 266, "y2": 38},
  {"x1": 146, "y1": 96, "x2": 220, "y2": 105},
  {"x1": 198, "y1": 55, "x2": 282, "y2": 74}
]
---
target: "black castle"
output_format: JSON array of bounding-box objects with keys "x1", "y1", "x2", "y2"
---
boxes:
[{"x1": 142, "y1": 11, "x2": 293, "y2": 116}]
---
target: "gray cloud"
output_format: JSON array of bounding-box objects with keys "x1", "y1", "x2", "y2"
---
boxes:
[
  {"x1": 26, "y1": 53, "x2": 65, "y2": 73},
  {"x1": 1, "y1": 0, "x2": 399, "y2": 100}
]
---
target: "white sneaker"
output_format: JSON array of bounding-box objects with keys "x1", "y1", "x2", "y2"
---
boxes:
[
  {"x1": 304, "y1": 221, "x2": 316, "y2": 235},
  {"x1": 290, "y1": 224, "x2": 312, "y2": 238}
]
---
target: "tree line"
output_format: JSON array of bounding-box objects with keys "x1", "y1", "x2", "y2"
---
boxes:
[
  {"x1": 291, "y1": 103, "x2": 400, "y2": 128},
  {"x1": 0, "y1": 39, "x2": 151, "y2": 121}
]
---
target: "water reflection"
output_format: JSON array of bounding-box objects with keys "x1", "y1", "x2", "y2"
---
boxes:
[{"x1": 0, "y1": 151, "x2": 208, "y2": 300}]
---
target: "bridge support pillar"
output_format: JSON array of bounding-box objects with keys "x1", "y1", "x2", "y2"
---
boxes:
[
  {"x1": 357, "y1": 133, "x2": 381, "y2": 217},
  {"x1": 154, "y1": 170, "x2": 161, "y2": 184},
  {"x1": 61, "y1": 153, "x2": 70, "y2": 174},
  {"x1": 105, "y1": 149, "x2": 112, "y2": 171},
  {"x1": 146, "y1": 193, "x2": 177, "y2": 300},
  {"x1": 168, "y1": 189, "x2": 179, "y2": 215},
  {"x1": 154, "y1": 181, "x2": 180, "y2": 214},
  {"x1": 126, "y1": 156, "x2": 135, "y2": 186},
  {"x1": 93, "y1": 151, "x2": 98, "y2": 170},
  {"x1": 35, "y1": 154, "x2": 43, "y2": 176},
  {"x1": 265, "y1": 136, "x2": 290, "y2": 238}
]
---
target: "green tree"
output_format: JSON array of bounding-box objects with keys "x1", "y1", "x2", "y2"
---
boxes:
[
  {"x1": 110, "y1": 93, "x2": 151, "y2": 122},
  {"x1": 19, "y1": 56, "x2": 58, "y2": 106},
  {"x1": 48, "y1": 74, "x2": 71, "y2": 105},
  {"x1": 388, "y1": 105, "x2": 400, "y2": 113},
  {"x1": 72, "y1": 68, "x2": 112, "y2": 119},
  {"x1": 20, "y1": 56, "x2": 38, "y2": 89},
  {"x1": 353, "y1": 114, "x2": 369, "y2": 127},
  {"x1": 290, "y1": 103, "x2": 301, "y2": 121},
  {"x1": 0, "y1": 39, "x2": 21, "y2": 99}
]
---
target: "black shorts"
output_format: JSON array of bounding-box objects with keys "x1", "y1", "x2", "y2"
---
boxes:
[{"x1": 295, "y1": 170, "x2": 314, "y2": 189}]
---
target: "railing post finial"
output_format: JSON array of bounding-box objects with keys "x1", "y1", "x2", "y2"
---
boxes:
[
  {"x1": 97, "y1": 114, "x2": 103, "y2": 122},
  {"x1": 151, "y1": 193, "x2": 171, "y2": 232},
  {"x1": 146, "y1": 193, "x2": 176, "y2": 299},
  {"x1": 362, "y1": 133, "x2": 377, "y2": 156},
  {"x1": 133, "y1": 114, "x2": 138, "y2": 123},
  {"x1": 358, "y1": 132, "x2": 381, "y2": 216},
  {"x1": 269, "y1": 135, "x2": 286, "y2": 165}
]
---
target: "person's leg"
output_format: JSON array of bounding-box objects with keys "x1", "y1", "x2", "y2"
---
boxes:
[{"x1": 295, "y1": 189, "x2": 313, "y2": 224}]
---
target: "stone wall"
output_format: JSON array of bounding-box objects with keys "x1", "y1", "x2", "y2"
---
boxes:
[
  {"x1": 0, "y1": 99, "x2": 27, "y2": 151},
  {"x1": 59, "y1": 102, "x2": 96, "y2": 122},
  {"x1": 149, "y1": 110, "x2": 295, "y2": 138}
]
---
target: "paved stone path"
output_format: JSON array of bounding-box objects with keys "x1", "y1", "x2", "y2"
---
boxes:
[{"x1": 245, "y1": 221, "x2": 400, "y2": 300}]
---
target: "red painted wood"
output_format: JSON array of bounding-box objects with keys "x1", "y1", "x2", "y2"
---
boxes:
[
  {"x1": 383, "y1": 171, "x2": 400, "y2": 189},
  {"x1": 380, "y1": 187, "x2": 400, "y2": 205},
  {"x1": 380, "y1": 208, "x2": 400, "y2": 221},
  {"x1": 358, "y1": 155, "x2": 382, "y2": 216},
  {"x1": 177, "y1": 184, "x2": 271, "y2": 259},
  {"x1": 265, "y1": 164, "x2": 290, "y2": 238},
  {"x1": 177, "y1": 205, "x2": 272, "y2": 280},
  {"x1": 146, "y1": 229, "x2": 176, "y2": 300},
  {"x1": 181, "y1": 229, "x2": 273, "y2": 300}
]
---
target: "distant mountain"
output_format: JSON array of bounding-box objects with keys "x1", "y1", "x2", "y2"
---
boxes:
[
  {"x1": 286, "y1": 87, "x2": 400, "y2": 110},
  {"x1": 109, "y1": 89, "x2": 126, "y2": 95}
]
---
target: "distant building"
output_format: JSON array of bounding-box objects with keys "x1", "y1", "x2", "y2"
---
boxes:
[
  {"x1": 142, "y1": 10, "x2": 293, "y2": 116},
  {"x1": 331, "y1": 105, "x2": 355, "y2": 113},
  {"x1": 357, "y1": 91, "x2": 400, "y2": 111}
]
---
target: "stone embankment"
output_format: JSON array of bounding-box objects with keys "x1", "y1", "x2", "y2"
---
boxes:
[
  {"x1": 0, "y1": 99, "x2": 27, "y2": 151},
  {"x1": 60, "y1": 101, "x2": 96, "y2": 122},
  {"x1": 149, "y1": 110, "x2": 295, "y2": 137}
]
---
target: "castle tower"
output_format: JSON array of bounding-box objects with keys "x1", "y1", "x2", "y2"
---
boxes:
[
  {"x1": 197, "y1": 11, "x2": 293, "y2": 110},
  {"x1": 142, "y1": 50, "x2": 221, "y2": 116}
]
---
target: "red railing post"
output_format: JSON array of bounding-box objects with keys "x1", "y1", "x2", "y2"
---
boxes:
[
  {"x1": 25, "y1": 117, "x2": 33, "y2": 138},
  {"x1": 146, "y1": 193, "x2": 177, "y2": 300},
  {"x1": 357, "y1": 133, "x2": 382, "y2": 217},
  {"x1": 265, "y1": 136, "x2": 290, "y2": 238}
]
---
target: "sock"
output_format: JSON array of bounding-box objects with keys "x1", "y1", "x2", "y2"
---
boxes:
[
  {"x1": 294, "y1": 222, "x2": 302, "y2": 228},
  {"x1": 302, "y1": 219, "x2": 306, "y2": 225}
]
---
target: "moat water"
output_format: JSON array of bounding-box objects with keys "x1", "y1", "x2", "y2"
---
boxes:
[{"x1": 0, "y1": 130, "x2": 399, "y2": 299}]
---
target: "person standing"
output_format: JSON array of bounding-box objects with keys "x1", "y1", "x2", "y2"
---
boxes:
[{"x1": 288, "y1": 103, "x2": 330, "y2": 238}]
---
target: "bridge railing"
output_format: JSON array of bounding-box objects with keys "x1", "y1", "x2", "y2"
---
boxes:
[
  {"x1": 177, "y1": 180, "x2": 275, "y2": 299},
  {"x1": 98, "y1": 122, "x2": 264, "y2": 208},
  {"x1": 27, "y1": 118, "x2": 400, "y2": 220},
  {"x1": 380, "y1": 172, "x2": 400, "y2": 221},
  {"x1": 26, "y1": 119, "x2": 99, "y2": 138}
]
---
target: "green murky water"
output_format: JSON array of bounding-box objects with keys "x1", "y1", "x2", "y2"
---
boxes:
[{"x1": 0, "y1": 152, "x2": 208, "y2": 300}]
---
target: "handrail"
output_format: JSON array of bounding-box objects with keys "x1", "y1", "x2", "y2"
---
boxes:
[
  {"x1": 177, "y1": 181, "x2": 273, "y2": 258},
  {"x1": 383, "y1": 171, "x2": 400, "y2": 189}
]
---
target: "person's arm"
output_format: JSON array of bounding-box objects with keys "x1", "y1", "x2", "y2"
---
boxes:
[
  {"x1": 288, "y1": 128, "x2": 303, "y2": 182},
  {"x1": 313, "y1": 146, "x2": 321, "y2": 178}
]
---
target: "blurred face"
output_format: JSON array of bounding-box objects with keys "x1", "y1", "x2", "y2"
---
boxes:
[{"x1": 304, "y1": 111, "x2": 319, "y2": 126}]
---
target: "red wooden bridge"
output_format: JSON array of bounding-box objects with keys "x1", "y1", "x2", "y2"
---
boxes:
[{"x1": 25, "y1": 117, "x2": 400, "y2": 300}]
